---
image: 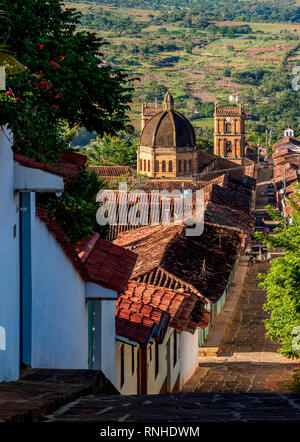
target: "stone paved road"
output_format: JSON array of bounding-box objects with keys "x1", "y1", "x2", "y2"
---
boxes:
[
  {"x1": 45, "y1": 393, "x2": 300, "y2": 422},
  {"x1": 195, "y1": 262, "x2": 299, "y2": 394}
]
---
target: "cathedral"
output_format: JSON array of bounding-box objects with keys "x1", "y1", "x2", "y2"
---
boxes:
[{"x1": 137, "y1": 92, "x2": 247, "y2": 179}]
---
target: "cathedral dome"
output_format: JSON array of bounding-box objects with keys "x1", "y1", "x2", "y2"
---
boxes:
[{"x1": 140, "y1": 92, "x2": 196, "y2": 148}]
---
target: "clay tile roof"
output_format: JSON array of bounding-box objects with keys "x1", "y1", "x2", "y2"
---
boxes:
[
  {"x1": 122, "y1": 281, "x2": 210, "y2": 333},
  {"x1": 114, "y1": 223, "x2": 242, "y2": 303},
  {"x1": 272, "y1": 136, "x2": 300, "y2": 151},
  {"x1": 74, "y1": 236, "x2": 138, "y2": 293},
  {"x1": 14, "y1": 150, "x2": 87, "y2": 182},
  {"x1": 88, "y1": 165, "x2": 132, "y2": 177},
  {"x1": 113, "y1": 225, "x2": 183, "y2": 279},
  {"x1": 115, "y1": 296, "x2": 169, "y2": 345},
  {"x1": 140, "y1": 110, "x2": 196, "y2": 148}
]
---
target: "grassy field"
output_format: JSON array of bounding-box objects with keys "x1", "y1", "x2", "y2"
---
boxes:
[{"x1": 66, "y1": 2, "x2": 300, "y2": 133}]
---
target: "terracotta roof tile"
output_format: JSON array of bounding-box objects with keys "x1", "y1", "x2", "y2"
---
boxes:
[
  {"x1": 14, "y1": 151, "x2": 86, "y2": 182},
  {"x1": 121, "y1": 281, "x2": 209, "y2": 333},
  {"x1": 114, "y1": 222, "x2": 242, "y2": 303},
  {"x1": 272, "y1": 136, "x2": 300, "y2": 151},
  {"x1": 115, "y1": 296, "x2": 169, "y2": 345},
  {"x1": 74, "y1": 236, "x2": 138, "y2": 293},
  {"x1": 88, "y1": 165, "x2": 132, "y2": 177}
]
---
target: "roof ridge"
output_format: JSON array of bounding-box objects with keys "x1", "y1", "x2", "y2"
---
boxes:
[{"x1": 77, "y1": 232, "x2": 100, "y2": 263}]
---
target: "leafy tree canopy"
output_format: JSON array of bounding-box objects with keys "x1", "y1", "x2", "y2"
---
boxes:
[
  {"x1": 74, "y1": 133, "x2": 138, "y2": 168},
  {"x1": 0, "y1": 0, "x2": 133, "y2": 162},
  {"x1": 256, "y1": 185, "x2": 300, "y2": 358}
]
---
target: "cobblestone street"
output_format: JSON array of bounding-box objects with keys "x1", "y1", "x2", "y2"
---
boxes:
[{"x1": 195, "y1": 262, "x2": 299, "y2": 393}]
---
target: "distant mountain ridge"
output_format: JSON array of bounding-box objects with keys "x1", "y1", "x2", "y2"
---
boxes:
[{"x1": 68, "y1": 0, "x2": 300, "y2": 23}]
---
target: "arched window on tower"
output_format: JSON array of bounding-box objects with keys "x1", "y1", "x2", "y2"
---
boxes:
[
  {"x1": 162, "y1": 160, "x2": 166, "y2": 172},
  {"x1": 169, "y1": 160, "x2": 173, "y2": 172},
  {"x1": 226, "y1": 123, "x2": 232, "y2": 134},
  {"x1": 183, "y1": 160, "x2": 187, "y2": 172},
  {"x1": 178, "y1": 160, "x2": 182, "y2": 172},
  {"x1": 226, "y1": 141, "x2": 232, "y2": 154},
  {"x1": 148, "y1": 160, "x2": 150, "y2": 172}
]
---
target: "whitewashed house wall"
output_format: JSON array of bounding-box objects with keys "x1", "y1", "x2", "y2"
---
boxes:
[
  {"x1": 95, "y1": 300, "x2": 116, "y2": 385},
  {"x1": 31, "y1": 214, "x2": 89, "y2": 369},
  {"x1": 0, "y1": 126, "x2": 20, "y2": 382},
  {"x1": 31, "y1": 215, "x2": 118, "y2": 380},
  {"x1": 115, "y1": 341, "x2": 138, "y2": 395},
  {"x1": 179, "y1": 329, "x2": 199, "y2": 389}
]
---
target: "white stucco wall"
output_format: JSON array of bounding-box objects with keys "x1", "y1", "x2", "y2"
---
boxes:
[
  {"x1": 146, "y1": 329, "x2": 180, "y2": 394},
  {"x1": 0, "y1": 126, "x2": 20, "y2": 382},
  {"x1": 116, "y1": 341, "x2": 138, "y2": 395},
  {"x1": 31, "y1": 215, "x2": 89, "y2": 369},
  {"x1": 179, "y1": 329, "x2": 199, "y2": 389},
  {"x1": 99, "y1": 300, "x2": 116, "y2": 385}
]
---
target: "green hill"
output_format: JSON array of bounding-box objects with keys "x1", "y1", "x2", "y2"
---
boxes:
[{"x1": 66, "y1": 1, "x2": 300, "y2": 143}]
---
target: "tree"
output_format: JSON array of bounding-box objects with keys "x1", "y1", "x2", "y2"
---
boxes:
[
  {"x1": 37, "y1": 168, "x2": 109, "y2": 242},
  {"x1": 0, "y1": 9, "x2": 24, "y2": 73},
  {"x1": 0, "y1": 0, "x2": 133, "y2": 162},
  {"x1": 196, "y1": 136, "x2": 213, "y2": 153},
  {"x1": 75, "y1": 133, "x2": 138, "y2": 169},
  {"x1": 256, "y1": 185, "x2": 300, "y2": 358}
]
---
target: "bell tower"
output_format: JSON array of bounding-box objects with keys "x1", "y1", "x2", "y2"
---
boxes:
[{"x1": 214, "y1": 103, "x2": 245, "y2": 159}]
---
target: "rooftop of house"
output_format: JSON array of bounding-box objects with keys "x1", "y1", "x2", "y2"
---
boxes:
[
  {"x1": 122, "y1": 281, "x2": 210, "y2": 333},
  {"x1": 14, "y1": 151, "x2": 87, "y2": 182},
  {"x1": 114, "y1": 222, "x2": 242, "y2": 303},
  {"x1": 88, "y1": 165, "x2": 132, "y2": 179},
  {"x1": 115, "y1": 295, "x2": 170, "y2": 346},
  {"x1": 272, "y1": 136, "x2": 300, "y2": 151},
  {"x1": 74, "y1": 234, "x2": 138, "y2": 293}
]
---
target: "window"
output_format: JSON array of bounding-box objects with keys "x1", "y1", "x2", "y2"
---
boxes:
[
  {"x1": 155, "y1": 340, "x2": 159, "y2": 378},
  {"x1": 178, "y1": 160, "x2": 182, "y2": 172},
  {"x1": 226, "y1": 123, "x2": 232, "y2": 133},
  {"x1": 189, "y1": 159, "x2": 192, "y2": 171},
  {"x1": 173, "y1": 331, "x2": 178, "y2": 367},
  {"x1": 226, "y1": 141, "x2": 232, "y2": 153},
  {"x1": 131, "y1": 346, "x2": 135, "y2": 375},
  {"x1": 155, "y1": 161, "x2": 159, "y2": 172},
  {"x1": 149, "y1": 345, "x2": 152, "y2": 361},
  {"x1": 169, "y1": 160, "x2": 173, "y2": 173},
  {"x1": 144, "y1": 159, "x2": 147, "y2": 171},
  {"x1": 162, "y1": 160, "x2": 166, "y2": 172},
  {"x1": 139, "y1": 159, "x2": 143, "y2": 171},
  {"x1": 183, "y1": 160, "x2": 187, "y2": 172},
  {"x1": 120, "y1": 344, "x2": 125, "y2": 387},
  {"x1": 148, "y1": 160, "x2": 151, "y2": 172}
]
